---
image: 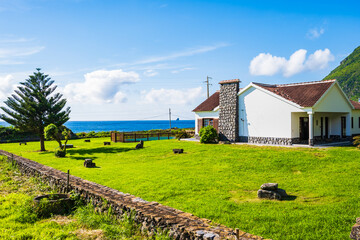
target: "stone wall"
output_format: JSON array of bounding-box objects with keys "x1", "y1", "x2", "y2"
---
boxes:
[
  {"x1": 0, "y1": 150, "x2": 266, "y2": 240},
  {"x1": 239, "y1": 135, "x2": 353, "y2": 146},
  {"x1": 219, "y1": 79, "x2": 240, "y2": 142},
  {"x1": 239, "y1": 136, "x2": 292, "y2": 145}
]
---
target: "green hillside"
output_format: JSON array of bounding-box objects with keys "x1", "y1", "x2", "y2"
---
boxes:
[{"x1": 323, "y1": 46, "x2": 360, "y2": 100}]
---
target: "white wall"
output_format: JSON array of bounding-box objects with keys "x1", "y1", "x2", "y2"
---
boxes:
[
  {"x1": 352, "y1": 110, "x2": 360, "y2": 135},
  {"x1": 239, "y1": 87, "x2": 302, "y2": 138},
  {"x1": 194, "y1": 111, "x2": 219, "y2": 134},
  {"x1": 314, "y1": 84, "x2": 353, "y2": 112}
]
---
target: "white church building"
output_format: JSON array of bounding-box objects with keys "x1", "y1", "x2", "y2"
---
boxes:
[{"x1": 193, "y1": 79, "x2": 360, "y2": 146}]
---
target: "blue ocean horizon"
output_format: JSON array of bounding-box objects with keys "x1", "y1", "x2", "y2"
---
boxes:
[{"x1": 0, "y1": 120, "x2": 195, "y2": 133}]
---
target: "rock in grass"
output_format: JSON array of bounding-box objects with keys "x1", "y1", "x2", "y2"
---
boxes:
[
  {"x1": 260, "y1": 183, "x2": 278, "y2": 191},
  {"x1": 257, "y1": 189, "x2": 281, "y2": 200},
  {"x1": 277, "y1": 188, "x2": 288, "y2": 198}
]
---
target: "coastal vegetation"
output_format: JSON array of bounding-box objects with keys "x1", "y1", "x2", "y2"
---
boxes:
[
  {"x1": 0, "y1": 138, "x2": 358, "y2": 239},
  {"x1": 0, "y1": 155, "x2": 169, "y2": 239},
  {"x1": 0, "y1": 125, "x2": 194, "y2": 143}
]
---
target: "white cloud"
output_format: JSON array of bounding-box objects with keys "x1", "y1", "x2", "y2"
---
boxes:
[
  {"x1": 0, "y1": 37, "x2": 34, "y2": 43},
  {"x1": 143, "y1": 69, "x2": 158, "y2": 77},
  {"x1": 249, "y1": 53, "x2": 286, "y2": 76},
  {"x1": 133, "y1": 43, "x2": 229, "y2": 65},
  {"x1": 0, "y1": 60, "x2": 24, "y2": 65},
  {"x1": 63, "y1": 69, "x2": 140, "y2": 104},
  {"x1": 249, "y1": 48, "x2": 334, "y2": 77},
  {"x1": 0, "y1": 74, "x2": 17, "y2": 100},
  {"x1": 142, "y1": 87, "x2": 203, "y2": 105},
  {"x1": 0, "y1": 46, "x2": 45, "y2": 58},
  {"x1": 305, "y1": 48, "x2": 335, "y2": 70},
  {"x1": 283, "y1": 49, "x2": 307, "y2": 77},
  {"x1": 307, "y1": 28, "x2": 325, "y2": 39},
  {"x1": 171, "y1": 67, "x2": 195, "y2": 74}
]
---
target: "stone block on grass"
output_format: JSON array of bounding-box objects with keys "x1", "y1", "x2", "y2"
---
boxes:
[
  {"x1": 260, "y1": 183, "x2": 278, "y2": 191},
  {"x1": 257, "y1": 189, "x2": 281, "y2": 200}
]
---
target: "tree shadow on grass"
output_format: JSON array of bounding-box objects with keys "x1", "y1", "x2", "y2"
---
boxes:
[
  {"x1": 70, "y1": 156, "x2": 99, "y2": 161},
  {"x1": 67, "y1": 146, "x2": 135, "y2": 156}
]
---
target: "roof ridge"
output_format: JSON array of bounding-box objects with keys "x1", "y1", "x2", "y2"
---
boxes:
[
  {"x1": 253, "y1": 79, "x2": 336, "y2": 88},
  {"x1": 276, "y1": 79, "x2": 336, "y2": 87}
]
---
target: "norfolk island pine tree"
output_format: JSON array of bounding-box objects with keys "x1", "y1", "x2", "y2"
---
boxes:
[{"x1": 0, "y1": 68, "x2": 70, "y2": 151}]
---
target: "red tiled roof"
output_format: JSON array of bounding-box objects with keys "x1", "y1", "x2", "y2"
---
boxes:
[
  {"x1": 350, "y1": 100, "x2": 360, "y2": 110},
  {"x1": 192, "y1": 91, "x2": 219, "y2": 112},
  {"x1": 253, "y1": 80, "x2": 336, "y2": 107}
]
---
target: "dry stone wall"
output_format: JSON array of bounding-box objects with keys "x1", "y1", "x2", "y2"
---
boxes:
[
  {"x1": 0, "y1": 150, "x2": 267, "y2": 240},
  {"x1": 219, "y1": 80, "x2": 240, "y2": 142}
]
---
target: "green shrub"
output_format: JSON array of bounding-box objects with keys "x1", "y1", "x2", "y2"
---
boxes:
[
  {"x1": 55, "y1": 149, "x2": 66, "y2": 157},
  {"x1": 199, "y1": 126, "x2": 218, "y2": 143},
  {"x1": 175, "y1": 129, "x2": 189, "y2": 140}
]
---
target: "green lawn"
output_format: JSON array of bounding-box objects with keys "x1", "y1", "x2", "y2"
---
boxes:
[{"x1": 1, "y1": 138, "x2": 359, "y2": 239}]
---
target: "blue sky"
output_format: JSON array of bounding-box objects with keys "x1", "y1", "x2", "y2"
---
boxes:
[{"x1": 0, "y1": 0, "x2": 359, "y2": 120}]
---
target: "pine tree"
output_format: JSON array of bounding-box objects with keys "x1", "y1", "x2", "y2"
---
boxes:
[{"x1": 0, "y1": 68, "x2": 71, "y2": 151}]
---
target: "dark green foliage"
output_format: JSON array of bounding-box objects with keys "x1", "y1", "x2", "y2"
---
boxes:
[
  {"x1": 76, "y1": 131, "x2": 111, "y2": 138},
  {"x1": 55, "y1": 149, "x2": 66, "y2": 157},
  {"x1": 175, "y1": 129, "x2": 190, "y2": 140},
  {"x1": 199, "y1": 125, "x2": 218, "y2": 143},
  {"x1": 323, "y1": 46, "x2": 360, "y2": 100},
  {"x1": 0, "y1": 68, "x2": 71, "y2": 151},
  {"x1": 0, "y1": 126, "x2": 37, "y2": 142}
]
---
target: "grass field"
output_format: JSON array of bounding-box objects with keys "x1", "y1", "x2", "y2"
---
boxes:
[
  {"x1": 0, "y1": 155, "x2": 169, "y2": 240},
  {"x1": 1, "y1": 138, "x2": 359, "y2": 239}
]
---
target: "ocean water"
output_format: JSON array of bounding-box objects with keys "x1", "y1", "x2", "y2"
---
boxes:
[{"x1": 0, "y1": 120, "x2": 195, "y2": 133}]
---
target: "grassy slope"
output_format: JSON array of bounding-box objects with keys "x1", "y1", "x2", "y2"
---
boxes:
[
  {"x1": 0, "y1": 155, "x2": 169, "y2": 240},
  {"x1": 323, "y1": 46, "x2": 360, "y2": 100},
  {"x1": 1, "y1": 138, "x2": 359, "y2": 239}
]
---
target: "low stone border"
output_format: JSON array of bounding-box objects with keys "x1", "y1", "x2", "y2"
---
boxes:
[
  {"x1": 0, "y1": 150, "x2": 267, "y2": 240},
  {"x1": 350, "y1": 218, "x2": 360, "y2": 240}
]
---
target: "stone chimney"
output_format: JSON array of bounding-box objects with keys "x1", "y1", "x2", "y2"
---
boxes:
[{"x1": 218, "y1": 79, "x2": 240, "y2": 142}]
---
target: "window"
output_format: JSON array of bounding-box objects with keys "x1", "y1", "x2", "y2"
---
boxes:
[
  {"x1": 352, "y1": 117, "x2": 354, "y2": 128},
  {"x1": 203, "y1": 118, "x2": 214, "y2": 127}
]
